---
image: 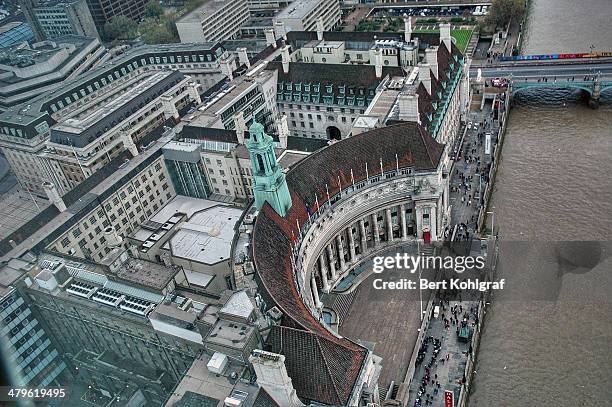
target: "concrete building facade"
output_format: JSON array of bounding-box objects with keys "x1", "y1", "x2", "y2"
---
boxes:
[
  {"x1": 176, "y1": 0, "x2": 250, "y2": 43},
  {"x1": 0, "y1": 42, "x2": 229, "y2": 197},
  {"x1": 33, "y1": 0, "x2": 100, "y2": 40},
  {"x1": 272, "y1": 0, "x2": 340, "y2": 32}
]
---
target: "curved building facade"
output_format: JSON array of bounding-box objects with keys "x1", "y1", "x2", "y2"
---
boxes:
[{"x1": 252, "y1": 121, "x2": 448, "y2": 405}]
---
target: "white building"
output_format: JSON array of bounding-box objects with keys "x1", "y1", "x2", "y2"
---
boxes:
[
  {"x1": 128, "y1": 196, "x2": 243, "y2": 296},
  {"x1": 42, "y1": 70, "x2": 200, "y2": 192},
  {"x1": 0, "y1": 42, "x2": 230, "y2": 196},
  {"x1": 273, "y1": 0, "x2": 341, "y2": 32},
  {"x1": 0, "y1": 36, "x2": 105, "y2": 111},
  {"x1": 176, "y1": 0, "x2": 250, "y2": 43}
]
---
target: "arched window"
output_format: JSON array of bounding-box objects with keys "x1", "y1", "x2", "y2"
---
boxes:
[{"x1": 257, "y1": 154, "x2": 265, "y2": 173}]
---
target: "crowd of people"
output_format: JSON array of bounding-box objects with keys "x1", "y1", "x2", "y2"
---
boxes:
[
  {"x1": 450, "y1": 109, "x2": 500, "y2": 238},
  {"x1": 412, "y1": 300, "x2": 479, "y2": 407}
]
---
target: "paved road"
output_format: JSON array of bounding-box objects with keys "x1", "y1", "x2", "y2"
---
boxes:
[
  {"x1": 449, "y1": 102, "x2": 501, "y2": 234},
  {"x1": 471, "y1": 61, "x2": 612, "y2": 77}
]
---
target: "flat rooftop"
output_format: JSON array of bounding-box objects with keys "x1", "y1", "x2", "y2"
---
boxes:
[
  {"x1": 164, "y1": 353, "x2": 258, "y2": 406},
  {"x1": 114, "y1": 257, "x2": 178, "y2": 291},
  {"x1": 0, "y1": 42, "x2": 221, "y2": 127},
  {"x1": 150, "y1": 195, "x2": 220, "y2": 224},
  {"x1": 275, "y1": 0, "x2": 323, "y2": 20},
  {"x1": 169, "y1": 204, "x2": 242, "y2": 265},
  {"x1": 51, "y1": 70, "x2": 178, "y2": 137},
  {"x1": 178, "y1": 0, "x2": 235, "y2": 23},
  {"x1": 0, "y1": 36, "x2": 96, "y2": 85},
  {"x1": 206, "y1": 318, "x2": 255, "y2": 348},
  {"x1": 304, "y1": 40, "x2": 344, "y2": 49}
]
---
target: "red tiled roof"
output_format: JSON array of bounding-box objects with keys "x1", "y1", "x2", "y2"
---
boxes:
[{"x1": 252, "y1": 122, "x2": 444, "y2": 405}]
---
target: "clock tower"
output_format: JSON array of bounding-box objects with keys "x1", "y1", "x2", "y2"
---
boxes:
[{"x1": 246, "y1": 120, "x2": 292, "y2": 217}]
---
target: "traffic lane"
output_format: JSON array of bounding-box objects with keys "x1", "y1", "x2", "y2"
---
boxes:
[
  {"x1": 470, "y1": 68, "x2": 612, "y2": 77},
  {"x1": 470, "y1": 63, "x2": 612, "y2": 76}
]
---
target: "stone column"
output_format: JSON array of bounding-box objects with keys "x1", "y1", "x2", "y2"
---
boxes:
[
  {"x1": 372, "y1": 212, "x2": 381, "y2": 245},
  {"x1": 318, "y1": 255, "x2": 329, "y2": 292},
  {"x1": 386, "y1": 208, "x2": 394, "y2": 242},
  {"x1": 359, "y1": 219, "x2": 367, "y2": 253},
  {"x1": 415, "y1": 205, "x2": 424, "y2": 239},
  {"x1": 400, "y1": 203, "x2": 408, "y2": 239},
  {"x1": 311, "y1": 274, "x2": 322, "y2": 309},
  {"x1": 326, "y1": 245, "x2": 337, "y2": 280},
  {"x1": 430, "y1": 204, "x2": 438, "y2": 242},
  {"x1": 336, "y1": 234, "x2": 346, "y2": 271},
  {"x1": 347, "y1": 225, "x2": 356, "y2": 262}
]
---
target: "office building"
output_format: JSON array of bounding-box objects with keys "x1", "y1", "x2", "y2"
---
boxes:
[
  {"x1": 33, "y1": 0, "x2": 99, "y2": 39},
  {"x1": 42, "y1": 69, "x2": 200, "y2": 192},
  {"x1": 0, "y1": 35, "x2": 105, "y2": 112},
  {"x1": 18, "y1": 0, "x2": 46, "y2": 41},
  {"x1": 0, "y1": 277, "x2": 68, "y2": 390},
  {"x1": 272, "y1": 0, "x2": 340, "y2": 32},
  {"x1": 84, "y1": 0, "x2": 148, "y2": 32},
  {"x1": 0, "y1": 130, "x2": 178, "y2": 262},
  {"x1": 176, "y1": 0, "x2": 250, "y2": 43},
  {"x1": 0, "y1": 42, "x2": 230, "y2": 196},
  {"x1": 0, "y1": 21, "x2": 35, "y2": 48}
]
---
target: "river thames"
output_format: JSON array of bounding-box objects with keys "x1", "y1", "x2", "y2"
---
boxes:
[{"x1": 469, "y1": 0, "x2": 612, "y2": 405}]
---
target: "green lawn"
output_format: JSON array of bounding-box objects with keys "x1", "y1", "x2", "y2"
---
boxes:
[{"x1": 413, "y1": 28, "x2": 473, "y2": 53}]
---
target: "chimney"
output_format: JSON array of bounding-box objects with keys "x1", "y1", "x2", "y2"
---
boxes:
[
  {"x1": 281, "y1": 45, "x2": 290, "y2": 74},
  {"x1": 398, "y1": 91, "x2": 420, "y2": 123},
  {"x1": 426, "y1": 47, "x2": 438, "y2": 80},
  {"x1": 42, "y1": 181, "x2": 66, "y2": 212},
  {"x1": 220, "y1": 57, "x2": 233, "y2": 81},
  {"x1": 103, "y1": 226, "x2": 123, "y2": 248},
  {"x1": 404, "y1": 15, "x2": 412, "y2": 42},
  {"x1": 419, "y1": 63, "x2": 432, "y2": 94},
  {"x1": 316, "y1": 17, "x2": 324, "y2": 41},
  {"x1": 249, "y1": 350, "x2": 304, "y2": 407},
  {"x1": 188, "y1": 80, "x2": 202, "y2": 105},
  {"x1": 237, "y1": 47, "x2": 250, "y2": 68},
  {"x1": 234, "y1": 111, "x2": 246, "y2": 144},
  {"x1": 264, "y1": 28, "x2": 276, "y2": 48},
  {"x1": 121, "y1": 132, "x2": 139, "y2": 157},
  {"x1": 279, "y1": 114, "x2": 289, "y2": 149},
  {"x1": 274, "y1": 21, "x2": 286, "y2": 40},
  {"x1": 440, "y1": 23, "x2": 452, "y2": 51},
  {"x1": 374, "y1": 48, "x2": 383, "y2": 79}
]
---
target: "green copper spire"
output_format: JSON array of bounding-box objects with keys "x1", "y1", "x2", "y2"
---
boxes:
[{"x1": 246, "y1": 119, "x2": 292, "y2": 217}]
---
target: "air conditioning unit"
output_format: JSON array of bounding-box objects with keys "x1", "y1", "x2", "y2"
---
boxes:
[
  {"x1": 224, "y1": 397, "x2": 242, "y2": 407},
  {"x1": 266, "y1": 306, "x2": 282, "y2": 324}
]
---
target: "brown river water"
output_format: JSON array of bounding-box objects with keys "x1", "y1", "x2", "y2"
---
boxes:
[{"x1": 469, "y1": 0, "x2": 612, "y2": 405}]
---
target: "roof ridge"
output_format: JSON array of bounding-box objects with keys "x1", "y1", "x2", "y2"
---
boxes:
[{"x1": 314, "y1": 334, "x2": 343, "y2": 403}]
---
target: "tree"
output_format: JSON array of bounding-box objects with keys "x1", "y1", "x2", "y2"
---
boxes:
[
  {"x1": 486, "y1": 0, "x2": 526, "y2": 28},
  {"x1": 104, "y1": 15, "x2": 138, "y2": 41},
  {"x1": 144, "y1": 0, "x2": 164, "y2": 19},
  {"x1": 139, "y1": 18, "x2": 177, "y2": 44}
]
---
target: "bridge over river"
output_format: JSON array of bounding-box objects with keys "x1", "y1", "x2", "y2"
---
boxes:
[{"x1": 470, "y1": 59, "x2": 612, "y2": 107}]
